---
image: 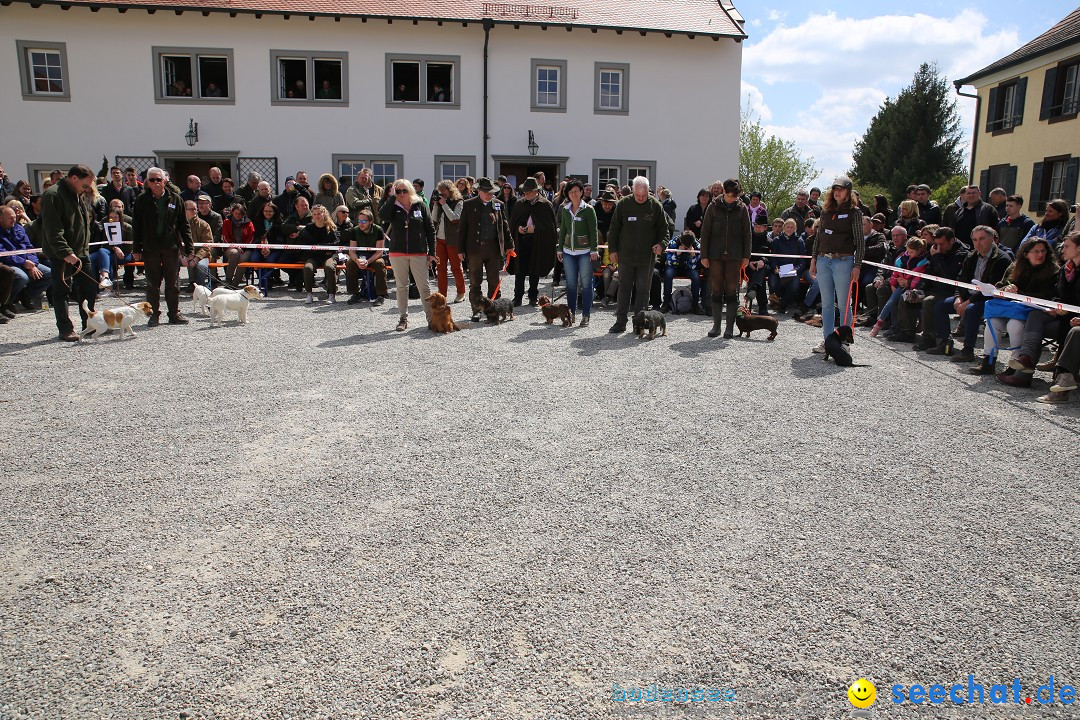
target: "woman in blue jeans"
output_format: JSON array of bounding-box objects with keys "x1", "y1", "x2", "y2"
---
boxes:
[
  {"x1": 253, "y1": 201, "x2": 287, "y2": 297},
  {"x1": 557, "y1": 180, "x2": 598, "y2": 326},
  {"x1": 808, "y1": 176, "x2": 866, "y2": 352}
]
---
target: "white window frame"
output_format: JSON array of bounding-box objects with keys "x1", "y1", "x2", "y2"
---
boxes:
[
  {"x1": 270, "y1": 50, "x2": 349, "y2": 106},
  {"x1": 593, "y1": 160, "x2": 656, "y2": 190},
  {"x1": 433, "y1": 156, "x2": 475, "y2": 183},
  {"x1": 16, "y1": 40, "x2": 70, "y2": 101},
  {"x1": 332, "y1": 155, "x2": 403, "y2": 190},
  {"x1": 531, "y1": 58, "x2": 566, "y2": 113},
  {"x1": 152, "y1": 46, "x2": 235, "y2": 104},
  {"x1": 594, "y1": 62, "x2": 629, "y2": 115},
  {"x1": 385, "y1": 54, "x2": 461, "y2": 109}
]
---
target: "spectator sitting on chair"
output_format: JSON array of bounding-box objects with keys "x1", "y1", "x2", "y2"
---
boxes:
[
  {"x1": 344, "y1": 208, "x2": 387, "y2": 306},
  {"x1": 869, "y1": 236, "x2": 927, "y2": 339},
  {"x1": 184, "y1": 200, "x2": 214, "y2": 288},
  {"x1": 903, "y1": 226, "x2": 968, "y2": 348},
  {"x1": 745, "y1": 216, "x2": 772, "y2": 314},
  {"x1": 252, "y1": 201, "x2": 285, "y2": 297},
  {"x1": 1019, "y1": 199, "x2": 1070, "y2": 250},
  {"x1": 662, "y1": 230, "x2": 702, "y2": 315},
  {"x1": 0, "y1": 205, "x2": 51, "y2": 311},
  {"x1": 969, "y1": 237, "x2": 1059, "y2": 376},
  {"x1": 1039, "y1": 233, "x2": 1080, "y2": 403},
  {"x1": 221, "y1": 203, "x2": 256, "y2": 287},
  {"x1": 770, "y1": 218, "x2": 807, "y2": 314},
  {"x1": 89, "y1": 208, "x2": 133, "y2": 289},
  {"x1": 929, "y1": 224, "x2": 1011, "y2": 359},
  {"x1": 997, "y1": 194, "x2": 1035, "y2": 257},
  {"x1": 861, "y1": 225, "x2": 908, "y2": 327},
  {"x1": 298, "y1": 204, "x2": 339, "y2": 304}
]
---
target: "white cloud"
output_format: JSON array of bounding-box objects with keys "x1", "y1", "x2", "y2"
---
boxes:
[
  {"x1": 766, "y1": 9, "x2": 786, "y2": 22},
  {"x1": 740, "y1": 80, "x2": 773, "y2": 122}
]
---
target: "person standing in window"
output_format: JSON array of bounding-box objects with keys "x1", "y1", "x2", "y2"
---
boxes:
[{"x1": 429, "y1": 82, "x2": 447, "y2": 102}]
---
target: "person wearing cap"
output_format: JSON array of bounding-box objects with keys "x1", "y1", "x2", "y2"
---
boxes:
[
  {"x1": 808, "y1": 175, "x2": 865, "y2": 352},
  {"x1": 747, "y1": 191, "x2": 767, "y2": 226},
  {"x1": 607, "y1": 176, "x2": 670, "y2": 333},
  {"x1": 132, "y1": 166, "x2": 193, "y2": 326},
  {"x1": 380, "y1": 179, "x2": 435, "y2": 330},
  {"x1": 458, "y1": 177, "x2": 513, "y2": 321},
  {"x1": 509, "y1": 177, "x2": 557, "y2": 307},
  {"x1": 699, "y1": 177, "x2": 752, "y2": 338}
]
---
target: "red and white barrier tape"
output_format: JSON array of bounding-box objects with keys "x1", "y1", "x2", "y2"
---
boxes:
[{"x1": 0, "y1": 240, "x2": 111, "y2": 259}]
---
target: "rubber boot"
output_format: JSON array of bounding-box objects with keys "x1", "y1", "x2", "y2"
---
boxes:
[
  {"x1": 724, "y1": 299, "x2": 738, "y2": 339},
  {"x1": 707, "y1": 294, "x2": 724, "y2": 337}
]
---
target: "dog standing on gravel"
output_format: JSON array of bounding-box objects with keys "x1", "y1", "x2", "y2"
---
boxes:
[
  {"x1": 477, "y1": 296, "x2": 515, "y2": 324},
  {"x1": 425, "y1": 292, "x2": 461, "y2": 333},
  {"x1": 633, "y1": 309, "x2": 667, "y2": 339},
  {"x1": 80, "y1": 300, "x2": 153, "y2": 340},
  {"x1": 734, "y1": 307, "x2": 778, "y2": 340},
  {"x1": 209, "y1": 285, "x2": 260, "y2": 326},
  {"x1": 192, "y1": 285, "x2": 212, "y2": 315},
  {"x1": 538, "y1": 295, "x2": 574, "y2": 327}
]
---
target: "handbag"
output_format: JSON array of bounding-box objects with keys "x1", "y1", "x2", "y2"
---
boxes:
[{"x1": 983, "y1": 297, "x2": 1035, "y2": 322}]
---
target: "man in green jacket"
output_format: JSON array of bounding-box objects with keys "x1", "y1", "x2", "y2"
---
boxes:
[
  {"x1": 40, "y1": 164, "x2": 98, "y2": 342},
  {"x1": 607, "y1": 176, "x2": 668, "y2": 333},
  {"x1": 133, "y1": 166, "x2": 194, "y2": 325}
]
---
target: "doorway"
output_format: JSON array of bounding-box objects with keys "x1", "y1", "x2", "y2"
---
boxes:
[
  {"x1": 498, "y1": 161, "x2": 561, "y2": 193},
  {"x1": 159, "y1": 156, "x2": 235, "y2": 185}
]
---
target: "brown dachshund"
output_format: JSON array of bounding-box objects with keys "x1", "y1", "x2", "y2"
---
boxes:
[
  {"x1": 425, "y1": 292, "x2": 461, "y2": 333},
  {"x1": 538, "y1": 295, "x2": 574, "y2": 326}
]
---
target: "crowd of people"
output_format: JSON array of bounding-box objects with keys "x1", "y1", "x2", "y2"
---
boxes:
[{"x1": 1, "y1": 161, "x2": 1078, "y2": 404}]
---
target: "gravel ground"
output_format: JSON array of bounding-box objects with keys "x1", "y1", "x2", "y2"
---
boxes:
[{"x1": 0, "y1": 276, "x2": 1077, "y2": 720}]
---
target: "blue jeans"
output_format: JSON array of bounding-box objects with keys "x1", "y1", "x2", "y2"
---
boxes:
[
  {"x1": 663, "y1": 265, "x2": 701, "y2": 303},
  {"x1": 10, "y1": 262, "x2": 52, "y2": 301},
  {"x1": 90, "y1": 247, "x2": 112, "y2": 279},
  {"x1": 561, "y1": 251, "x2": 593, "y2": 316},
  {"x1": 816, "y1": 254, "x2": 855, "y2": 339},
  {"x1": 258, "y1": 250, "x2": 284, "y2": 295},
  {"x1": 804, "y1": 276, "x2": 820, "y2": 307},
  {"x1": 878, "y1": 287, "x2": 904, "y2": 322}
]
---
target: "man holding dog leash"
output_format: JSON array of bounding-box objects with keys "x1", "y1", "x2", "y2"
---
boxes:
[{"x1": 40, "y1": 164, "x2": 98, "y2": 342}]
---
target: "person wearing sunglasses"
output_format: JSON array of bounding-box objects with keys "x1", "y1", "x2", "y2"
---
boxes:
[{"x1": 379, "y1": 179, "x2": 436, "y2": 330}]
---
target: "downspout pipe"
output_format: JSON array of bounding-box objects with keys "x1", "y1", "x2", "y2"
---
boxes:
[
  {"x1": 954, "y1": 81, "x2": 979, "y2": 186},
  {"x1": 483, "y1": 18, "x2": 494, "y2": 177}
]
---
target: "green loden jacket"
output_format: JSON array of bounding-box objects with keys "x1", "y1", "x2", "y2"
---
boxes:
[
  {"x1": 40, "y1": 179, "x2": 93, "y2": 259},
  {"x1": 607, "y1": 195, "x2": 668, "y2": 266}
]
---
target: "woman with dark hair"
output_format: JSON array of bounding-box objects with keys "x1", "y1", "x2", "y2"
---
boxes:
[
  {"x1": 431, "y1": 179, "x2": 465, "y2": 301},
  {"x1": 684, "y1": 188, "x2": 711, "y2": 238},
  {"x1": 1038, "y1": 231, "x2": 1080, "y2": 403},
  {"x1": 874, "y1": 194, "x2": 895, "y2": 228},
  {"x1": 221, "y1": 203, "x2": 255, "y2": 287},
  {"x1": 253, "y1": 201, "x2": 286, "y2": 297},
  {"x1": 970, "y1": 237, "x2": 1059, "y2": 376},
  {"x1": 498, "y1": 182, "x2": 517, "y2": 217},
  {"x1": 700, "y1": 177, "x2": 751, "y2": 339},
  {"x1": 557, "y1": 179, "x2": 599, "y2": 326},
  {"x1": 808, "y1": 176, "x2": 865, "y2": 353},
  {"x1": 1020, "y1": 199, "x2": 1070, "y2": 249}
]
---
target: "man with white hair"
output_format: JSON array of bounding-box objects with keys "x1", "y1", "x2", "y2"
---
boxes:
[
  {"x1": 132, "y1": 167, "x2": 193, "y2": 326},
  {"x1": 606, "y1": 176, "x2": 669, "y2": 333}
]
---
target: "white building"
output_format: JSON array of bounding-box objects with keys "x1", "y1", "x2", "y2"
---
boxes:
[{"x1": 2, "y1": 0, "x2": 745, "y2": 207}]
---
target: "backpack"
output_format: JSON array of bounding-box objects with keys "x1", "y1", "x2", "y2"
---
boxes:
[{"x1": 672, "y1": 287, "x2": 693, "y2": 314}]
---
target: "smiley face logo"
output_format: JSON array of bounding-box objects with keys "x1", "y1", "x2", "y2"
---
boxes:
[{"x1": 848, "y1": 678, "x2": 876, "y2": 709}]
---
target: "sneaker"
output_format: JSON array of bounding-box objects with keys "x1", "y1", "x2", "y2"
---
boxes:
[
  {"x1": 869, "y1": 321, "x2": 884, "y2": 338},
  {"x1": 305, "y1": 293, "x2": 315, "y2": 304},
  {"x1": 168, "y1": 313, "x2": 189, "y2": 325},
  {"x1": 347, "y1": 294, "x2": 361, "y2": 305},
  {"x1": 327, "y1": 294, "x2": 336, "y2": 304},
  {"x1": 1006, "y1": 354, "x2": 1034, "y2": 373},
  {"x1": 453, "y1": 293, "x2": 465, "y2": 304},
  {"x1": 811, "y1": 342, "x2": 826, "y2": 354},
  {"x1": 950, "y1": 348, "x2": 976, "y2": 363},
  {"x1": 608, "y1": 320, "x2": 627, "y2": 333},
  {"x1": 580, "y1": 315, "x2": 590, "y2": 327},
  {"x1": 372, "y1": 297, "x2": 385, "y2": 307},
  {"x1": 1051, "y1": 372, "x2": 1077, "y2": 392},
  {"x1": 1037, "y1": 391, "x2": 1069, "y2": 404},
  {"x1": 98, "y1": 275, "x2": 113, "y2": 289}
]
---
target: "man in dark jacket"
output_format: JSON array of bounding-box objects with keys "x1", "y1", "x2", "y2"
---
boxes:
[
  {"x1": 927, "y1": 224, "x2": 1012, "y2": 359},
  {"x1": 100, "y1": 166, "x2": 137, "y2": 214},
  {"x1": 508, "y1": 177, "x2": 556, "y2": 306},
  {"x1": 949, "y1": 185, "x2": 997, "y2": 246},
  {"x1": 457, "y1": 177, "x2": 513, "y2": 321},
  {"x1": 133, "y1": 166, "x2": 193, "y2": 325},
  {"x1": 781, "y1": 189, "x2": 818, "y2": 226},
  {"x1": 901, "y1": 226, "x2": 968, "y2": 348},
  {"x1": 861, "y1": 225, "x2": 909, "y2": 325},
  {"x1": 607, "y1": 176, "x2": 669, "y2": 333},
  {"x1": 40, "y1": 164, "x2": 98, "y2": 341},
  {"x1": 699, "y1": 178, "x2": 752, "y2": 338},
  {"x1": 997, "y1": 194, "x2": 1035, "y2": 256},
  {"x1": 915, "y1": 184, "x2": 942, "y2": 225}
]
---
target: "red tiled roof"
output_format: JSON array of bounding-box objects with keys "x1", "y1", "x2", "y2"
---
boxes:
[
  {"x1": 957, "y1": 6, "x2": 1080, "y2": 85},
  {"x1": 10, "y1": 0, "x2": 747, "y2": 37}
]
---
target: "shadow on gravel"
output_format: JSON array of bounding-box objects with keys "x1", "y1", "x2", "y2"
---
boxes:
[
  {"x1": 669, "y1": 337, "x2": 722, "y2": 357},
  {"x1": 790, "y1": 354, "x2": 845, "y2": 378},
  {"x1": 0, "y1": 337, "x2": 67, "y2": 355},
  {"x1": 508, "y1": 325, "x2": 576, "y2": 343},
  {"x1": 569, "y1": 333, "x2": 637, "y2": 356},
  {"x1": 317, "y1": 329, "x2": 400, "y2": 347}
]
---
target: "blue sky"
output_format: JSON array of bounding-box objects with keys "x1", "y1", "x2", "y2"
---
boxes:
[{"x1": 740, "y1": 1, "x2": 1067, "y2": 189}]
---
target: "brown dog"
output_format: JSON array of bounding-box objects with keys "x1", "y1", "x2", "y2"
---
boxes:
[
  {"x1": 425, "y1": 292, "x2": 460, "y2": 333},
  {"x1": 734, "y1": 307, "x2": 778, "y2": 340},
  {"x1": 537, "y1": 295, "x2": 574, "y2": 326}
]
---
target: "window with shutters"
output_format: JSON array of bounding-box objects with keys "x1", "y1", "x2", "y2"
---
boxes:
[
  {"x1": 1029, "y1": 155, "x2": 1079, "y2": 213},
  {"x1": 986, "y1": 78, "x2": 1025, "y2": 133},
  {"x1": 1040, "y1": 57, "x2": 1080, "y2": 123},
  {"x1": 980, "y1": 164, "x2": 1017, "y2": 196}
]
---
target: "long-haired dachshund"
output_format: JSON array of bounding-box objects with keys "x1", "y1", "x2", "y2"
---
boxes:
[{"x1": 426, "y1": 292, "x2": 461, "y2": 333}]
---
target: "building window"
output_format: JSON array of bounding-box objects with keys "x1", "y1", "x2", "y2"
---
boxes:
[
  {"x1": 1029, "y1": 155, "x2": 1079, "y2": 213},
  {"x1": 16, "y1": 40, "x2": 70, "y2": 101},
  {"x1": 433, "y1": 156, "x2": 475, "y2": 184},
  {"x1": 592, "y1": 160, "x2": 656, "y2": 190},
  {"x1": 986, "y1": 78, "x2": 1026, "y2": 133},
  {"x1": 594, "y1": 63, "x2": 629, "y2": 115},
  {"x1": 153, "y1": 47, "x2": 234, "y2": 103},
  {"x1": 332, "y1": 155, "x2": 403, "y2": 190},
  {"x1": 979, "y1": 164, "x2": 1017, "y2": 196},
  {"x1": 386, "y1": 55, "x2": 460, "y2": 108},
  {"x1": 270, "y1": 50, "x2": 348, "y2": 106},
  {"x1": 1040, "y1": 57, "x2": 1080, "y2": 122},
  {"x1": 531, "y1": 59, "x2": 567, "y2": 112}
]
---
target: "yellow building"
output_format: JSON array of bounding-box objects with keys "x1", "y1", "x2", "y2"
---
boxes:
[{"x1": 955, "y1": 7, "x2": 1080, "y2": 216}]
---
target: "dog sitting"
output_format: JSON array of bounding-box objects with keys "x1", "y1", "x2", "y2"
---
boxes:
[
  {"x1": 209, "y1": 285, "x2": 260, "y2": 326},
  {"x1": 192, "y1": 285, "x2": 212, "y2": 315},
  {"x1": 79, "y1": 299, "x2": 153, "y2": 340},
  {"x1": 822, "y1": 325, "x2": 868, "y2": 367},
  {"x1": 537, "y1": 295, "x2": 574, "y2": 326},
  {"x1": 425, "y1": 292, "x2": 460, "y2": 333},
  {"x1": 477, "y1": 296, "x2": 515, "y2": 324},
  {"x1": 734, "y1": 307, "x2": 778, "y2": 340},
  {"x1": 633, "y1": 309, "x2": 667, "y2": 339}
]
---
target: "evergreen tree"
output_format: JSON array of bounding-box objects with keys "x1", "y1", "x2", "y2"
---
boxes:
[{"x1": 851, "y1": 62, "x2": 964, "y2": 203}]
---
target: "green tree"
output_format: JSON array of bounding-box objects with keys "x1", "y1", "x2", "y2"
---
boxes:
[
  {"x1": 850, "y1": 62, "x2": 964, "y2": 204},
  {"x1": 931, "y1": 173, "x2": 969, "y2": 209},
  {"x1": 739, "y1": 105, "x2": 820, "y2": 217}
]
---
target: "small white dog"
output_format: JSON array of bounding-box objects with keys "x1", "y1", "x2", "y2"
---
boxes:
[
  {"x1": 209, "y1": 285, "x2": 260, "y2": 326},
  {"x1": 80, "y1": 299, "x2": 154, "y2": 340},
  {"x1": 192, "y1": 285, "x2": 212, "y2": 315}
]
